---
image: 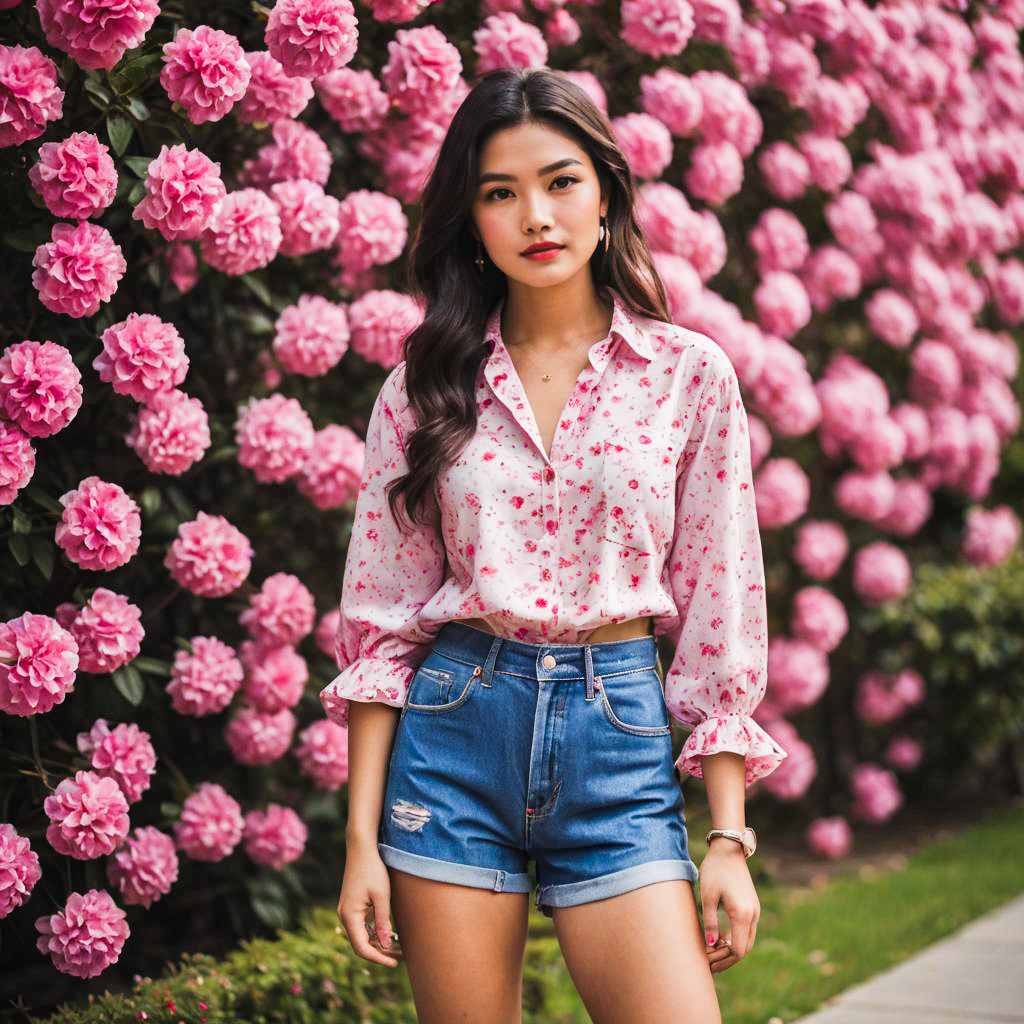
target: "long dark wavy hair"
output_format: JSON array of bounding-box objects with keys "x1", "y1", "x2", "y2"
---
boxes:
[{"x1": 388, "y1": 67, "x2": 672, "y2": 534}]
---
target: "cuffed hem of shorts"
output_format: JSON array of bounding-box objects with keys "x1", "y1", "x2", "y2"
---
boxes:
[
  {"x1": 537, "y1": 857, "x2": 700, "y2": 913},
  {"x1": 378, "y1": 842, "x2": 533, "y2": 894}
]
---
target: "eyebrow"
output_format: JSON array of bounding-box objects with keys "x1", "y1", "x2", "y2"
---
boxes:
[{"x1": 477, "y1": 157, "x2": 584, "y2": 186}]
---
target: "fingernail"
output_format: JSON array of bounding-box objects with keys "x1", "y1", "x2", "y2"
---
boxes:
[{"x1": 706, "y1": 931, "x2": 716, "y2": 945}]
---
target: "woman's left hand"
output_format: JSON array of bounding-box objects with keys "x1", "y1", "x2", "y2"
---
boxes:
[{"x1": 698, "y1": 838, "x2": 760, "y2": 973}]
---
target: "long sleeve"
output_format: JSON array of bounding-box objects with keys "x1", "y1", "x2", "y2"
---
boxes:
[
  {"x1": 319, "y1": 362, "x2": 446, "y2": 728},
  {"x1": 663, "y1": 346, "x2": 786, "y2": 786}
]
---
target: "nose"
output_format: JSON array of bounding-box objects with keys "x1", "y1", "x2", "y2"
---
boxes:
[{"x1": 522, "y1": 189, "x2": 553, "y2": 235}]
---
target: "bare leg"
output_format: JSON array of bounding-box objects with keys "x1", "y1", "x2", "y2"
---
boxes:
[
  {"x1": 388, "y1": 866, "x2": 531, "y2": 1024},
  {"x1": 551, "y1": 879, "x2": 721, "y2": 1024}
]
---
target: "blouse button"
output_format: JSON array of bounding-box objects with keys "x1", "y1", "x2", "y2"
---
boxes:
[{"x1": 542, "y1": 654, "x2": 557, "y2": 669}]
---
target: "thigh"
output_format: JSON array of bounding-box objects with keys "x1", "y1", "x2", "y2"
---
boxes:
[
  {"x1": 551, "y1": 879, "x2": 721, "y2": 1024},
  {"x1": 388, "y1": 866, "x2": 530, "y2": 1024}
]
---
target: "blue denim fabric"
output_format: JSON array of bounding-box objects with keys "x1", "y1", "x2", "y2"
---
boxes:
[{"x1": 377, "y1": 621, "x2": 699, "y2": 918}]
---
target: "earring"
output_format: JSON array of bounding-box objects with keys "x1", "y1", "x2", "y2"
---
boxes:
[
  {"x1": 600, "y1": 215, "x2": 609, "y2": 253},
  {"x1": 475, "y1": 239, "x2": 485, "y2": 273}
]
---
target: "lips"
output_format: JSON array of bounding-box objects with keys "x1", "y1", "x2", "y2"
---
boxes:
[{"x1": 521, "y1": 244, "x2": 563, "y2": 255}]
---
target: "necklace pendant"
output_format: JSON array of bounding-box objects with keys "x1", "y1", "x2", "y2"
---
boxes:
[{"x1": 541, "y1": 373, "x2": 552, "y2": 382}]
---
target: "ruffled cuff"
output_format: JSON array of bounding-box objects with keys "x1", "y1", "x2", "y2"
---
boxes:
[
  {"x1": 674, "y1": 713, "x2": 788, "y2": 786},
  {"x1": 318, "y1": 657, "x2": 415, "y2": 728}
]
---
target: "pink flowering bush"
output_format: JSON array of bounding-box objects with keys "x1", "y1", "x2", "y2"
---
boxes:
[
  {"x1": 28, "y1": 132, "x2": 117, "y2": 219},
  {"x1": 4, "y1": 0, "x2": 1024, "y2": 998}
]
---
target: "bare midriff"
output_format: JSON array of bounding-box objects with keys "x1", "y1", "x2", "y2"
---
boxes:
[{"x1": 450, "y1": 615, "x2": 654, "y2": 645}]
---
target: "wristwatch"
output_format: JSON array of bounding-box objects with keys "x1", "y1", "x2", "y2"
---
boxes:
[{"x1": 705, "y1": 826, "x2": 757, "y2": 858}]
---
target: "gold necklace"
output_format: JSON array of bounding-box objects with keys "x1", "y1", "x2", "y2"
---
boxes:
[{"x1": 508, "y1": 341, "x2": 587, "y2": 382}]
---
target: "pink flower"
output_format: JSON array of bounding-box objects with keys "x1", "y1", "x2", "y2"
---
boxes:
[
  {"x1": 241, "y1": 118, "x2": 331, "y2": 188},
  {"x1": 909, "y1": 340, "x2": 961, "y2": 406},
  {"x1": 237, "y1": 50, "x2": 313, "y2": 123},
  {"x1": 272, "y1": 295, "x2": 349, "y2": 377},
  {"x1": 295, "y1": 718, "x2": 348, "y2": 789},
  {"x1": 235, "y1": 394, "x2": 314, "y2": 483},
  {"x1": 125, "y1": 388, "x2": 212, "y2": 475},
  {"x1": 890, "y1": 404, "x2": 931, "y2": 461},
  {"x1": 35, "y1": 889, "x2": 128, "y2": 978},
  {"x1": 767, "y1": 29, "x2": 819, "y2": 106},
  {"x1": 314, "y1": 609, "x2": 340, "y2": 657},
  {"x1": 758, "y1": 141, "x2": 811, "y2": 201},
  {"x1": 961, "y1": 505, "x2": 1021, "y2": 567},
  {"x1": 240, "y1": 641, "x2": 308, "y2": 712},
  {"x1": 621, "y1": 0, "x2": 694, "y2": 57},
  {"x1": 66, "y1": 589, "x2": 144, "y2": 674},
  {"x1": 852, "y1": 541, "x2": 912, "y2": 605},
  {"x1": 240, "y1": 572, "x2": 316, "y2": 647},
  {"x1": 0, "y1": 824, "x2": 41, "y2": 918},
  {"x1": 754, "y1": 271, "x2": 811, "y2": 338},
  {"x1": 791, "y1": 586, "x2": 848, "y2": 653},
  {"x1": 167, "y1": 241, "x2": 198, "y2": 294},
  {"x1": 32, "y1": 221, "x2": 126, "y2": 318},
  {"x1": 610, "y1": 113, "x2": 675, "y2": 182},
  {"x1": 334, "y1": 190, "x2": 408, "y2": 273},
  {"x1": 749, "y1": 208, "x2": 809, "y2": 273},
  {"x1": 849, "y1": 415, "x2": 907, "y2": 473},
  {"x1": 200, "y1": 188, "x2": 282, "y2": 275},
  {"x1": 296, "y1": 424, "x2": 363, "y2": 509},
  {"x1": 0, "y1": 417, "x2": 34, "y2": 506},
  {"x1": 165, "y1": 512, "x2": 253, "y2": 598},
  {"x1": 758, "y1": 718, "x2": 816, "y2": 801},
  {"x1": 270, "y1": 180, "x2": 340, "y2": 257},
  {"x1": 106, "y1": 826, "x2": 179, "y2": 908},
  {"x1": 992, "y1": 258, "x2": 1024, "y2": 326},
  {"x1": 866, "y1": 289, "x2": 919, "y2": 349},
  {"x1": 806, "y1": 816, "x2": 852, "y2": 859},
  {"x1": 0, "y1": 340, "x2": 83, "y2": 438},
  {"x1": 348, "y1": 289, "x2": 424, "y2": 369},
  {"x1": 365, "y1": 0, "x2": 437, "y2": 20},
  {"x1": 132, "y1": 144, "x2": 226, "y2": 242},
  {"x1": 56, "y1": 476, "x2": 141, "y2": 571},
  {"x1": 855, "y1": 670, "x2": 907, "y2": 726},
  {"x1": 224, "y1": 707, "x2": 296, "y2": 765},
  {"x1": 380, "y1": 26, "x2": 463, "y2": 117},
  {"x1": 265, "y1": 0, "x2": 358, "y2": 79},
  {"x1": 36, "y1": 0, "x2": 158, "y2": 70},
  {"x1": 798, "y1": 132, "x2": 851, "y2": 193},
  {"x1": 685, "y1": 139, "x2": 744, "y2": 205},
  {"x1": 850, "y1": 762, "x2": 903, "y2": 824},
  {"x1": 877, "y1": 477, "x2": 932, "y2": 537},
  {"x1": 167, "y1": 636, "x2": 244, "y2": 716},
  {"x1": 834, "y1": 469, "x2": 896, "y2": 523},
  {"x1": 754, "y1": 458, "x2": 810, "y2": 528},
  {"x1": 766, "y1": 636, "x2": 830, "y2": 713},
  {"x1": 639, "y1": 67, "x2": 703, "y2": 137},
  {"x1": 692, "y1": 70, "x2": 760, "y2": 155},
  {"x1": 545, "y1": 8, "x2": 580, "y2": 47},
  {"x1": 885, "y1": 735, "x2": 922, "y2": 773},
  {"x1": 316, "y1": 67, "x2": 389, "y2": 134},
  {"x1": 45, "y1": 770, "x2": 130, "y2": 859},
  {"x1": 77, "y1": 719, "x2": 156, "y2": 804},
  {"x1": 473, "y1": 12, "x2": 549, "y2": 74},
  {"x1": 0, "y1": 45, "x2": 64, "y2": 148},
  {"x1": 243, "y1": 805, "x2": 308, "y2": 868},
  {"x1": 174, "y1": 783, "x2": 243, "y2": 861},
  {"x1": 29, "y1": 132, "x2": 117, "y2": 219},
  {"x1": 802, "y1": 244, "x2": 862, "y2": 312},
  {"x1": 0, "y1": 612, "x2": 79, "y2": 717},
  {"x1": 161, "y1": 25, "x2": 251, "y2": 124},
  {"x1": 94, "y1": 313, "x2": 189, "y2": 402}
]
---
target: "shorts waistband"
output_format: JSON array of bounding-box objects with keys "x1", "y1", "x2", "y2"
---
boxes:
[{"x1": 433, "y1": 620, "x2": 658, "y2": 679}]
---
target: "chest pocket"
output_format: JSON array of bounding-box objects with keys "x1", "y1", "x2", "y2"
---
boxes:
[{"x1": 599, "y1": 436, "x2": 676, "y2": 555}]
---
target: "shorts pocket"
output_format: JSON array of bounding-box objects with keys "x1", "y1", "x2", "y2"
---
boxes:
[
  {"x1": 597, "y1": 669, "x2": 672, "y2": 736},
  {"x1": 405, "y1": 654, "x2": 481, "y2": 714}
]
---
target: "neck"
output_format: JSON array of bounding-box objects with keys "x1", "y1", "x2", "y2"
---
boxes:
[{"x1": 501, "y1": 279, "x2": 613, "y2": 355}]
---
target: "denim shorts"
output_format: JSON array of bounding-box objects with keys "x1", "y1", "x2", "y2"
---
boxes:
[{"x1": 377, "y1": 621, "x2": 699, "y2": 918}]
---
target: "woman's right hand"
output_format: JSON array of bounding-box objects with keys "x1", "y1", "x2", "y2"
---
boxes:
[{"x1": 337, "y1": 839, "x2": 402, "y2": 968}]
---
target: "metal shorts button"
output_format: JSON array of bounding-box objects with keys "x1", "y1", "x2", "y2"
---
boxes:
[{"x1": 542, "y1": 654, "x2": 557, "y2": 669}]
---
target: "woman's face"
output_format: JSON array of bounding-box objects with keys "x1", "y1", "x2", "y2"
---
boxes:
[{"x1": 469, "y1": 121, "x2": 607, "y2": 286}]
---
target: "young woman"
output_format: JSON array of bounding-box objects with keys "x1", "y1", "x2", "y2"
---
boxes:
[{"x1": 322, "y1": 67, "x2": 786, "y2": 1024}]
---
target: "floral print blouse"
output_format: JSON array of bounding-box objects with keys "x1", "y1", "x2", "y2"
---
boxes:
[{"x1": 320, "y1": 287, "x2": 786, "y2": 786}]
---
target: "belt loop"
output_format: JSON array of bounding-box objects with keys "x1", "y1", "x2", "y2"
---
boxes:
[
  {"x1": 584, "y1": 644, "x2": 595, "y2": 701},
  {"x1": 481, "y1": 634, "x2": 502, "y2": 688}
]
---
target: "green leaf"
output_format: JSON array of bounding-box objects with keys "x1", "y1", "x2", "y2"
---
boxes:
[
  {"x1": 23, "y1": 486, "x2": 64, "y2": 514},
  {"x1": 174, "y1": 635, "x2": 195, "y2": 653},
  {"x1": 160, "y1": 802, "x2": 181, "y2": 818},
  {"x1": 11, "y1": 506, "x2": 31, "y2": 534},
  {"x1": 30, "y1": 537, "x2": 54, "y2": 581},
  {"x1": 126, "y1": 181, "x2": 146, "y2": 205},
  {"x1": 4, "y1": 228, "x2": 48, "y2": 253},
  {"x1": 112, "y1": 664, "x2": 146, "y2": 705},
  {"x1": 83, "y1": 77, "x2": 111, "y2": 107},
  {"x1": 8, "y1": 534, "x2": 30, "y2": 567},
  {"x1": 125, "y1": 95, "x2": 150, "y2": 121},
  {"x1": 107, "y1": 115, "x2": 134, "y2": 157},
  {"x1": 240, "y1": 272, "x2": 272, "y2": 306},
  {"x1": 251, "y1": 897, "x2": 291, "y2": 930},
  {"x1": 123, "y1": 155, "x2": 153, "y2": 178},
  {"x1": 132, "y1": 656, "x2": 172, "y2": 677}
]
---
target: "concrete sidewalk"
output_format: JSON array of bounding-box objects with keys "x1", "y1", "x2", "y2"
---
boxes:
[{"x1": 794, "y1": 893, "x2": 1024, "y2": 1023}]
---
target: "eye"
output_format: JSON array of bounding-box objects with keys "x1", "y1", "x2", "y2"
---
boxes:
[{"x1": 483, "y1": 175, "x2": 579, "y2": 202}]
